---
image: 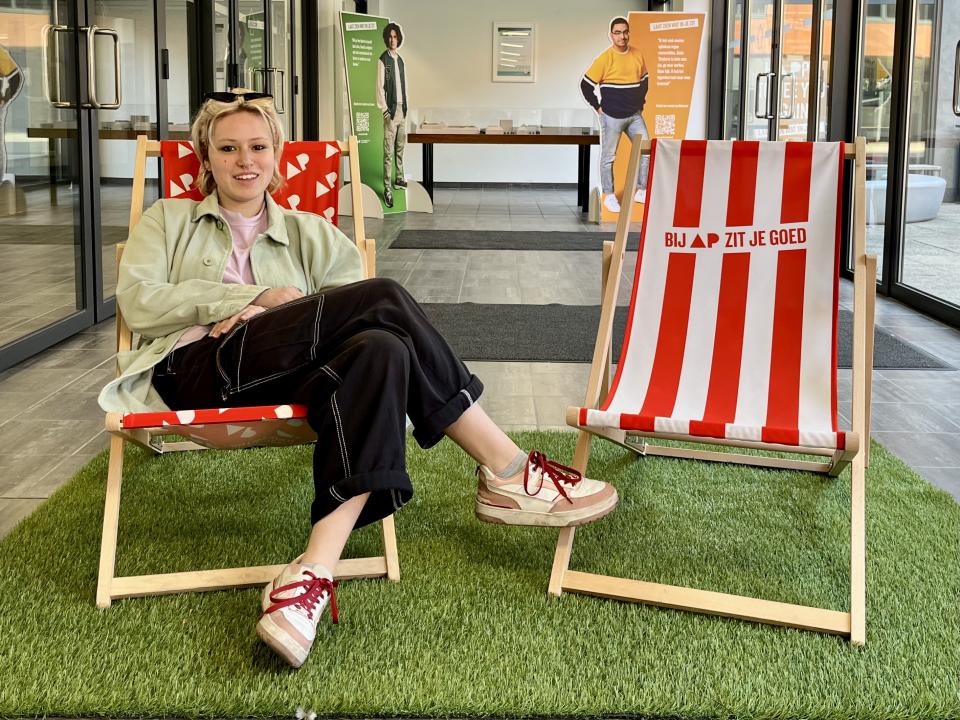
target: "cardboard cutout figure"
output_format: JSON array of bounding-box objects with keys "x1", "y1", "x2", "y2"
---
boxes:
[
  {"x1": 0, "y1": 45, "x2": 24, "y2": 183},
  {"x1": 580, "y1": 17, "x2": 651, "y2": 217},
  {"x1": 376, "y1": 22, "x2": 408, "y2": 209}
]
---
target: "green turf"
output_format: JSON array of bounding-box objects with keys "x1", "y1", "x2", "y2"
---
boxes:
[{"x1": 1, "y1": 432, "x2": 958, "y2": 719}]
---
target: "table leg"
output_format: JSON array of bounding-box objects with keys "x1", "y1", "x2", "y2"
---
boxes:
[
  {"x1": 422, "y1": 143, "x2": 434, "y2": 200},
  {"x1": 49, "y1": 138, "x2": 58, "y2": 207},
  {"x1": 577, "y1": 145, "x2": 590, "y2": 213}
]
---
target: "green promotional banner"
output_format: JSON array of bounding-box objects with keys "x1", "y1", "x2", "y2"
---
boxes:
[{"x1": 340, "y1": 12, "x2": 407, "y2": 214}]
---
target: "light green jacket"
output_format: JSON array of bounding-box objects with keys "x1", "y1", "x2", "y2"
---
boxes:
[{"x1": 98, "y1": 191, "x2": 363, "y2": 414}]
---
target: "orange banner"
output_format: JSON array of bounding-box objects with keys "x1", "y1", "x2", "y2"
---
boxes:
[{"x1": 601, "y1": 12, "x2": 705, "y2": 222}]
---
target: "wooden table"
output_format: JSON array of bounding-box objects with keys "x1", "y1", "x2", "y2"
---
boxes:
[
  {"x1": 407, "y1": 131, "x2": 600, "y2": 211},
  {"x1": 27, "y1": 127, "x2": 191, "y2": 205}
]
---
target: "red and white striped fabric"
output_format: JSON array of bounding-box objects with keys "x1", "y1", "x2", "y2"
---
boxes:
[
  {"x1": 120, "y1": 404, "x2": 316, "y2": 450},
  {"x1": 580, "y1": 139, "x2": 846, "y2": 450},
  {"x1": 159, "y1": 140, "x2": 342, "y2": 225}
]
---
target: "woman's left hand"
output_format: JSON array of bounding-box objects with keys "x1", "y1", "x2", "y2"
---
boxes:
[{"x1": 209, "y1": 304, "x2": 266, "y2": 338}]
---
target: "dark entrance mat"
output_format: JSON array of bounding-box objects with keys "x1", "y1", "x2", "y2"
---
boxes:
[
  {"x1": 391, "y1": 229, "x2": 640, "y2": 251},
  {"x1": 421, "y1": 303, "x2": 952, "y2": 369}
]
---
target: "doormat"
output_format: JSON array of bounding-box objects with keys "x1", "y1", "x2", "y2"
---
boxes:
[
  {"x1": 390, "y1": 229, "x2": 640, "y2": 251},
  {"x1": 0, "y1": 434, "x2": 958, "y2": 717},
  {"x1": 420, "y1": 303, "x2": 952, "y2": 369}
]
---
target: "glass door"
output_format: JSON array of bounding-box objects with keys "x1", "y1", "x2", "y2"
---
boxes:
[
  {"x1": 894, "y1": 0, "x2": 958, "y2": 319},
  {"x1": 88, "y1": 0, "x2": 160, "y2": 311},
  {"x1": 0, "y1": 0, "x2": 93, "y2": 366},
  {"x1": 725, "y1": 0, "x2": 830, "y2": 142}
]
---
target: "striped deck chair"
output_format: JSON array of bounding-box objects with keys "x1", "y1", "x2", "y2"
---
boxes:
[
  {"x1": 553, "y1": 137, "x2": 876, "y2": 644},
  {"x1": 96, "y1": 135, "x2": 397, "y2": 609}
]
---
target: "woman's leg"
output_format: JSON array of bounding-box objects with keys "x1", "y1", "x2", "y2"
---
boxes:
[
  {"x1": 300, "y1": 491, "x2": 371, "y2": 569},
  {"x1": 444, "y1": 403, "x2": 522, "y2": 474}
]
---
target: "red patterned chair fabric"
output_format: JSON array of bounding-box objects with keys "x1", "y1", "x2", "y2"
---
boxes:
[
  {"x1": 121, "y1": 404, "x2": 316, "y2": 450},
  {"x1": 160, "y1": 140, "x2": 342, "y2": 225}
]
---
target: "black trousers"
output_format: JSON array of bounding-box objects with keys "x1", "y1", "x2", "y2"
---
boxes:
[{"x1": 152, "y1": 278, "x2": 483, "y2": 528}]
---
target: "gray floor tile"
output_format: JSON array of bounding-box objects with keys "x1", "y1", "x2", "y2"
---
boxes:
[
  {"x1": 912, "y1": 466, "x2": 960, "y2": 500},
  {"x1": 0, "y1": 499, "x2": 45, "y2": 538},
  {"x1": 870, "y1": 431, "x2": 960, "y2": 468}
]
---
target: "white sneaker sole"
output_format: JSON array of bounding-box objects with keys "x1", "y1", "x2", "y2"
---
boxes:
[
  {"x1": 256, "y1": 612, "x2": 309, "y2": 668},
  {"x1": 475, "y1": 489, "x2": 618, "y2": 527}
]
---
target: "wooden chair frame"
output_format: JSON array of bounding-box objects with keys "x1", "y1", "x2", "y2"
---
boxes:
[
  {"x1": 552, "y1": 137, "x2": 876, "y2": 645},
  {"x1": 96, "y1": 135, "x2": 397, "y2": 609}
]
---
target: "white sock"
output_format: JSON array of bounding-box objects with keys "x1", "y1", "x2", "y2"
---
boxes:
[
  {"x1": 494, "y1": 450, "x2": 528, "y2": 479},
  {"x1": 299, "y1": 561, "x2": 333, "y2": 581}
]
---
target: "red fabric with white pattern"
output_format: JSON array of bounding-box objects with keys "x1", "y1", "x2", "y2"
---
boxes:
[
  {"x1": 579, "y1": 140, "x2": 846, "y2": 450},
  {"x1": 121, "y1": 404, "x2": 316, "y2": 450},
  {"x1": 159, "y1": 140, "x2": 342, "y2": 225}
]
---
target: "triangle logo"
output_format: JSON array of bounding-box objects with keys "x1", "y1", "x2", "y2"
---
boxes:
[{"x1": 690, "y1": 234, "x2": 706, "y2": 249}]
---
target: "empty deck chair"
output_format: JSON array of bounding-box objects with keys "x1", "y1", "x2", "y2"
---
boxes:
[
  {"x1": 96, "y1": 134, "x2": 396, "y2": 608},
  {"x1": 552, "y1": 137, "x2": 876, "y2": 644}
]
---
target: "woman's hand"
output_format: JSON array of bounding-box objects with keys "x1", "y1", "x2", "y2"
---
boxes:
[
  {"x1": 209, "y1": 304, "x2": 266, "y2": 338},
  {"x1": 253, "y1": 286, "x2": 304, "y2": 308}
]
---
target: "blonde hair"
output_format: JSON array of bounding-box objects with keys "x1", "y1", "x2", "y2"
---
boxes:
[{"x1": 190, "y1": 90, "x2": 285, "y2": 196}]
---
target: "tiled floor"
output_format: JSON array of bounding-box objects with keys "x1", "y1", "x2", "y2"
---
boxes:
[{"x1": 1, "y1": 185, "x2": 958, "y2": 538}]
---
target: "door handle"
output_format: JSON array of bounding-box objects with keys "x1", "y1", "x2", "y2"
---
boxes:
[
  {"x1": 269, "y1": 68, "x2": 286, "y2": 113},
  {"x1": 754, "y1": 72, "x2": 776, "y2": 119},
  {"x1": 248, "y1": 66, "x2": 268, "y2": 93},
  {"x1": 41, "y1": 24, "x2": 73, "y2": 108},
  {"x1": 83, "y1": 26, "x2": 122, "y2": 109},
  {"x1": 779, "y1": 72, "x2": 796, "y2": 119},
  {"x1": 953, "y1": 40, "x2": 960, "y2": 116}
]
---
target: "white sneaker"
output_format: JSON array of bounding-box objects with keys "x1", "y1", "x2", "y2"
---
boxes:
[
  {"x1": 475, "y1": 450, "x2": 618, "y2": 527},
  {"x1": 256, "y1": 562, "x2": 338, "y2": 668},
  {"x1": 602, "y1": 194, "x2": 621, "y2": 213},
  {"x1": 634, "y1": 186, "x2": 647, "y2": 203}
]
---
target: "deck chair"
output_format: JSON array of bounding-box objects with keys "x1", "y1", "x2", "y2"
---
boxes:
[
  {"x1": 553, "y1": 137, "x2": 877, "y2": 645},
  {"x1": 96, "y1": 134, "x2": 397, "y2": 609}
]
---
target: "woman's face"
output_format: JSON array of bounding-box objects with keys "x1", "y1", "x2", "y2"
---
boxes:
[{"x1": 205, "y1": 109, "x2": 276, "y2": 216}]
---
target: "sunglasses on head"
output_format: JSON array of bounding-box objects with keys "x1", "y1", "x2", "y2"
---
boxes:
[{"x1": 203, "y1": 91, "x2": 273, "y2": 103}]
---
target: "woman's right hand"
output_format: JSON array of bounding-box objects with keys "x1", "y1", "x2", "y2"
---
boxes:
[{"x1": 253, "y1": 286, "x2": 304, "y2": 308}]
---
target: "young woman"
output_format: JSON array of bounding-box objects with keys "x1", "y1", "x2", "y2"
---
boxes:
[{"x1": 99, "y1": 90, "x2": 617, "y2": 668}]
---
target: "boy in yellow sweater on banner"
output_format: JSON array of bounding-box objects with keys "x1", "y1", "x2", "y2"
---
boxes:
[{"x1": 580, "y1": 16, "x2": 650, "y2": 217}]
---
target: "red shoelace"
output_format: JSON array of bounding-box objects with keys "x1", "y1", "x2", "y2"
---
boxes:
[
  {"x1": 264, "y1": 571, "x2": 339, "y2": 624},
  {"x1": 524, "y1": 450, "x2": 582, "y2": 502}
]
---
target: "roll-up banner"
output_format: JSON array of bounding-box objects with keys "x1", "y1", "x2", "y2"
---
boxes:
[
  {"x1": 580, "y1": 12, "x2": 706, "y2": 223},
  {"x1": 340, "y1": 11, "x2": 408, "y2": 214}
]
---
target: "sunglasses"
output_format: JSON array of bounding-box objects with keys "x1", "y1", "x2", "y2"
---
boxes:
[{"x1": 203, "y1": 91, "x2": 273, "y2": 103}]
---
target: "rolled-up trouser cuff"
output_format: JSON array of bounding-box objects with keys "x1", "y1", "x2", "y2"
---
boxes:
[
  {"x1": 412, "y1": 374, "x2": 484, "y2": 450},
  {"x1": 311, "y1": 469, "x2": 412, "y2": 528}
]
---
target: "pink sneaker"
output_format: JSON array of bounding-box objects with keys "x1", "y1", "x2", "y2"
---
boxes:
[
  {"x1": 475, "y1": 450, "x2": 618, "y2": 527},
  {"x1": 256, "y1": 563, "x2": 338, "y2": 668}
]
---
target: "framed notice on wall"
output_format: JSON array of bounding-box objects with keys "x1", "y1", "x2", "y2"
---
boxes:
[{"x1": 492, "y1": 22, "x2": 535, "y2": 82}]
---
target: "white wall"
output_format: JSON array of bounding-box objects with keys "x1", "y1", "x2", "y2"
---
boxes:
[
  {"x1": 367, "y1": 1, "x2": 711, "y2": 184},
  {"x1": 377, "y1": 0, "x2": 642, "y2": 184}
]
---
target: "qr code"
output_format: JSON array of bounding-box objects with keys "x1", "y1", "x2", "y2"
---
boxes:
[
  {"x1": 355, "y1": 111, "x2": 369, "y2": 133},
  {"x1": 655, "y1": 113, "x2": 676, "y2": 137}
]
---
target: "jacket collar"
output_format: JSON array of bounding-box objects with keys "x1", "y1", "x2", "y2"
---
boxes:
[{"x1": 191, "y1": 190, "x2": 290, "y2": 246}]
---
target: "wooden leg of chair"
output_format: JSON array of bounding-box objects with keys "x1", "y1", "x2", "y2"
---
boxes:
[
  {"x1": 381, "y1": 512, "x2": 400, "y2": 581},
  {"x1": 599, "y1": 241, "x2": 614, "y2": 404},
  {"x1": 96, "y1": 435, "x2": 126, "y2": 609},
  {"x1": 549, "y1": 526, "x2": 575, "y2": 597},
  {"x1": 550, "y1": 429, "x2": 595, "y2": 596},
  {"x1": 850, "y1": 454, "x2": 866, "y2": 645},
  {"x1": 864, "y1": 256, "x2": 877, "y2": 468}
]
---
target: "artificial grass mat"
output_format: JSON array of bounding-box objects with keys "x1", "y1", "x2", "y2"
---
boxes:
[{"x1": 1, "y1": 432, "x2": 958, "y2": 719}]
